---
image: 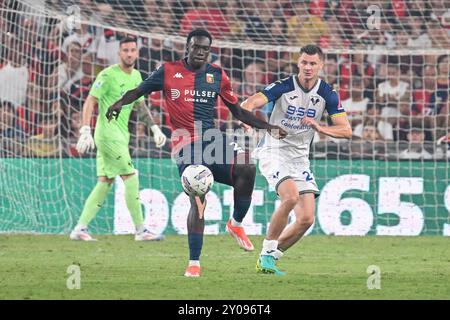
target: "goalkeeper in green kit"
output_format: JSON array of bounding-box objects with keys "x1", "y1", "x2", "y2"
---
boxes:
[{"x1": 70, "y1": 37, "x2": 166, "y2": 241}]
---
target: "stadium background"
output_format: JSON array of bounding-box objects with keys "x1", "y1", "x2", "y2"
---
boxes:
[{"x1": 0, "y1": 0, "x2": 449, "y2": 236}]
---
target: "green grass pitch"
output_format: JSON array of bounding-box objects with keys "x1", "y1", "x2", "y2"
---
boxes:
[{"x1": 0, "y1": 235, "x2": 449, "y2": 299}]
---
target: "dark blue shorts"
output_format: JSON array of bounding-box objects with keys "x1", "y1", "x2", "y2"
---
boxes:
[{"x1": 174, "y1": 135, "x2": 248, "y2": 186}]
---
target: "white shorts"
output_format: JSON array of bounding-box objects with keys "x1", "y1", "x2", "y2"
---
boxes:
[{"x1": 258, "y1": 153, "x2": 320, "y2": 197}]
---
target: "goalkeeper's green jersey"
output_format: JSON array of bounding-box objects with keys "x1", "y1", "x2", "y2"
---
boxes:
[{"x1": 89, "y1": 64, "x2": 144, "y2": 143}]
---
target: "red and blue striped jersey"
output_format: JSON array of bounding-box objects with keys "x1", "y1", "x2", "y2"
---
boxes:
[{"x1": 138, "y1": 59, "x2": 237, "y2": 150}]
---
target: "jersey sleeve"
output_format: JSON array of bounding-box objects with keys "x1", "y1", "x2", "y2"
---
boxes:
[
  {"x1": 219, "y1": 69, "x2": 238, "y2": 105},
  {"x1": 138, "y1": 64, "x2": 165, "y2": 95},
  {"x1": 325, "y1": 90, "x2": 346, "y2": 117},
  {"x1": 89, "y1": 69, "x2": 110, "y2": 99},
  {"x1": 260, "y1": 77, "x2": 293, "y2": 102}
]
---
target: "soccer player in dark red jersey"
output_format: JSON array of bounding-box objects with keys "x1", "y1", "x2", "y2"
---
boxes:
[{"x1": 107, "y1": 29, "x2": 286, "y2": 277}]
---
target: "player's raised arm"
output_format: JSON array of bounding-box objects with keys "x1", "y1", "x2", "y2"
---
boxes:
[{"x1": 76, "y1": 94, "x2": 98, "y2": 154}]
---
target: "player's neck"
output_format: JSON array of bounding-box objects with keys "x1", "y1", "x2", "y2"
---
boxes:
[
  {"x1": 297, "y1": 75, "x2": 318, "y2": 92},
  {"x1": 184, "y1": 58, "x2": 206, "y2": 72},
  {"x1": 119, "y1": 63, "x2": 134, "y2": 74}
]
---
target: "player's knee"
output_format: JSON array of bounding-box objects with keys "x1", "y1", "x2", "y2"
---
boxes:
[
  {"x1": 296, "y1": 214, "x2": 315, "y2": 228},
  {"x1": 282, "y1": 194, "x2": 300, "y2": 209}
]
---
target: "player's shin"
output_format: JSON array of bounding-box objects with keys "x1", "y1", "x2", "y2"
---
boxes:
[
  {"x1": 123, "y1": 174, "x2": 144, "y2": 227},
  {"x1": 77, "y1": 181, "x2": 112, "y2": 226},
  {"x1": 187, "y1": 196, "x2": 205, "y2": 262},
  {"x1": 232, "y1": 164, "x2": 256, "y2": 222}
]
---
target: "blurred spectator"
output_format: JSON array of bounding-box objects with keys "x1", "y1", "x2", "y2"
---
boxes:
[
  {"x1": 1, "y1": 100, "x2": 25, "y2": 157},
  {"x1": 180, "y1": 0, "x2": 230, "y2": 40},
  {"x1": 436, "y1": 133, "x2": 450, "y2": 159},
  {"x1": 393, "y1": 27, "x2": 411, "y2": 49},
  {"x1": 243, "y1": 1, "x2": 276, "y2": 42},
  {"x1": 412, "y1": 64, "x2": 436, "y2": 116},
  {"x1": 287, "y1": 0, "x2": 328, "y2": 46},
  {"x1": 137, "y1": 27, "x2": 174, "y2": 77},
  {"x1": 353, "y1": 103, "x2": 394, "y2": 141},
  {"x1": 428, "y1": 21, "x2": 450, "y2": 48},
  {"x1": 407, "y1": 13, "x2": 432, "y2": 48},
  {"x1": 237, "y1": 62, "x2": 266, "y2": 98},
  {"x1": 322, "y1": 54, "x2": 338, "y2": 88},
  {"x1": 221, "y1": 0, "x2": 246, "y2": 40},
  {"x1": 16, "y1": 82, "x2": 45, "y2": 135},
  {"x1": 26, "y1": 114, "x2": 60, "y2": 157},
  {"x1": 320, "y1": 14, "x2": 346, "y2": 49},
  {"x1": 61, "y1": 23, "x2": 97, "y2": 57},
  {"x1": 0, "y1": 37, "x2": 29, "y2": 107},
  {"x1": 430, "y1": 55, "x2": 450, "y2": 114},
  {"x1": 211, "y1": 47, "x2": 244, "y2": 80},
  {"x1": 341, "y1": 76, "x2": 370, "y2": 126},
  {"x1": 270, "y1": 16, "x2": 288, "y2": 45},
  {"x1": 350, "y1": 122, "x2": 387, "y2": 160},
  {"x1": 279, "y1": 63, "x2": 299, "y2": 80},
  {"x1": 68, "y1": 53, "x2": 96, "y2": 111},
  {"x1": 376, "y1": 57, "x2": 410, "y2": 119},
  {"x1": 429, "y1": 54, "x2": 449, "y2": 139},
  {"x1": 58, "y1": 41, "x2": 82, "y2": 92},
  {"x1": 399, "y1": 126, "x2": 433, "y2": 159},
  {"x1": 96, "y1": 29, "x2": 125, "y2": 66}
]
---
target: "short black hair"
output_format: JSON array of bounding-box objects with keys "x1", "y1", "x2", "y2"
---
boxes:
[
  {"x1": 437, "y1": 54, "x2": 447, "y2": 65},
  {"x1": 300, "y1": 44, "x2": 324, "y2": 60},
  {"x1": 119, "y1": 37, "x2": 138, "y2": 47},
  {"x1": 186, "y1": 29, "x2": 212, "y2": 46}
]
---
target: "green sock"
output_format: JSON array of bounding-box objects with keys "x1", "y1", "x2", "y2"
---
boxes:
[
  {"x1": 78, "y1": 181, "x2": 112, "y2": 226},
  {"x1": 124, "y1": 174, "x2": 144, "y2": 227}
]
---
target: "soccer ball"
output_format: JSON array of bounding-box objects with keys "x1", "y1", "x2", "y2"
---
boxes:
[{"x1": 181, "y1": 165, "x2": 214, "y2": 196}]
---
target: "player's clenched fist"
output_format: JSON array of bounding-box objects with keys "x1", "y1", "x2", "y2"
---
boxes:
[
  {"x1": 76, "y1": 125, "x2": 95, "y2": 154},
  {"x1": 106, "y1": 102, "x2": 123, "y2": 122}
]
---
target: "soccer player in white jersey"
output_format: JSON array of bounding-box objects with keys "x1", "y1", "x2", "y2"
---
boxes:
[{"x1": 242, "y1": 45, "x2": 352, "y2": 275}]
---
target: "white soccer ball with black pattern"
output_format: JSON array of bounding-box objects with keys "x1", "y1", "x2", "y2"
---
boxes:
[{"x1": 181, "y1": 165, "x2": 214, "y2": 196}]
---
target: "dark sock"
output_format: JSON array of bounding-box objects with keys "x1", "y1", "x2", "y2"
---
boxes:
[{"x1": 188, "y1": 233, "x2": 203, "y2": 260}]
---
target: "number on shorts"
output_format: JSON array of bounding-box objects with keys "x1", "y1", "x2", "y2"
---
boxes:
[{"x1": 302, "y1": 170, "x2": 313, "y2": 181}]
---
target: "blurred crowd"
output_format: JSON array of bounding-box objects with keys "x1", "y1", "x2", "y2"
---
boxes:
[{"x1": 0, "y1": 0, "x2": 449, "y2": 160}]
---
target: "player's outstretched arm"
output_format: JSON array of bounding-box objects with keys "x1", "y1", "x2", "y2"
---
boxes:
[
  {"x1": 301, "y1": 114, "x2": 352, "y2": 139},
  {"x1": 240, "y1": 92, "x2": 268, "y2": 112},
  {"x1": 106, "y1": 87, "x2": 144, "y2": 121},
  {"x1": 76, "y1": 94, "x2": 97, "y2": 154},
  {"x1": 223, "y1": 99, "x2": 287, "y2": 139}
]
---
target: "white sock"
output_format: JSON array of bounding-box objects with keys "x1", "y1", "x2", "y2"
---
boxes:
[
  {"x1": 230, "y1": 217, "x2": 242, "y2": 227},
  {"x1": 261, "y1": 239, "x2": 278, "y2": 257},
  {"x1": 189, "y1": 260, "x2": 200, "y2": 267},
  {"x1": 273, "y1": 249, "x2": 284, "y2": 260},
  {"x1": 135, "y1": 225, "x2": 145, "y2": 233}
]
